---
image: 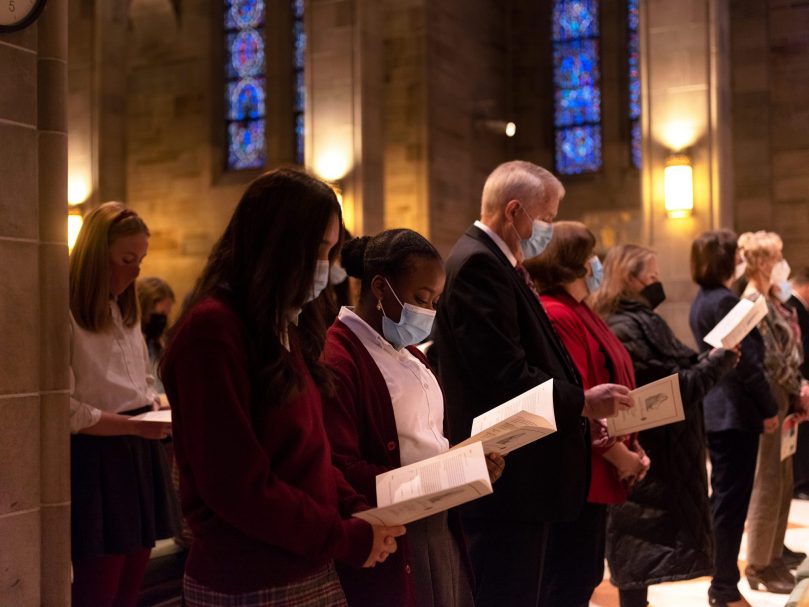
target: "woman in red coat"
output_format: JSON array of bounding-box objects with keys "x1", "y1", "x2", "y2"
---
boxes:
[
  {"x1": 321, "y1": 229, "x2": 505, "y2": 607},
  {"x1": 525, "y1": 221, "x2": 649, "y2": 607}
]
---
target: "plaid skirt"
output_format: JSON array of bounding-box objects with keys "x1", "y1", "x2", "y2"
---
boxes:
[{"x1": 184, "y1": 563, "x2": 348, "y2": 607}]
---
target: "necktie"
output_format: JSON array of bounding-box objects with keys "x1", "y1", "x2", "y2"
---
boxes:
[{"x1": 515, "y1": 263, "x2": 542, "y2": 302}]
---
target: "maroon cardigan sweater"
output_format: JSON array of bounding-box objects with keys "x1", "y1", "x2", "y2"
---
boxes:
[{"x1": 161, "y1": 297, "x2": 372, "y2": 592}]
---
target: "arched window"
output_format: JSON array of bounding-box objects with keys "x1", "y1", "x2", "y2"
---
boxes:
[
  {"x1": 552, "y1": 0, "x2": 602, "y2": 175},
  {"x1": 223, "y1": 0, "x2": 305, "y2": 172},
  {"x1": 225, "y1": 0, "x2": 267, "y2": 171}
]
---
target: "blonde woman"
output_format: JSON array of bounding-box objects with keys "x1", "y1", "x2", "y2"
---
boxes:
[
  {"x1": 737, "y1": 231, "x2": 808, "y2": 594},
  {"x1": 69, "y1": 202, "x2": 177, "y2": 607},
  {"x1": 592, "y1": 244, "x2": 736, "y2": 607}
]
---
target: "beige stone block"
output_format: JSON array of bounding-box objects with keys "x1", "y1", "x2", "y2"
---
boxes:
[
  {"x1": 37, "y1": 0, "x2": 67, "y2": 61},
  {"x1": 770, "y1": 6, "x2": 809, "y2": 40},
  {"x1": 40, "y1": 504, "x2": 71, "y2": 607},
  {"x1": 0, "y1": 43, "x2": 36, "y2": 126},
  {"x1": 39, "y1": 134, "x2": 68, "y2": 245},
  {"x1": 774, "y1": 177, "x2": 809, "y2": 203},
  {"x1": 0, "y1": 510, "x2": 41, "y2": 606},
  {"x1": 773, "y1": 149, "x2": 809, "y2": 178},
  {"x1": 0, "y1": 124, "x2": 38, "y2": 240},
  {"x1": 40, "y1": 393, "x2": 70, "y2": 506},
  {"x1": 0, "y1": 396, "x2": 40, "y2": 515},
  {"x1": 39, "y1": 244, "x2": 69, "y2": 392},
  {"x1": 37, "y1": 60, "x2": 67, "y2": 133},
  {"x1": 0, "y1": 240, "x2": 39, "y2": 395}
]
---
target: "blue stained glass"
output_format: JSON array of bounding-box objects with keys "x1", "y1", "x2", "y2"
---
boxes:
[
  {"x1": 293, "y1": 21, "x2": 306, "y2": 69},
  {"x1": 556, "y1": 126, "x2": 602, "y2": 175},
  {"x1": 292, "y1": 0, "x2": 304, "y2": 19},
  {"x1": 294, "y1": 71, "x2": 305, "y2": 112},
  {"x1": 227, "y1": 78, "x2": 266, "y2": 120},
  {"x1": 226, "y1": 0, "x2": 264, "y2": 30},
  {"x1": 555, "y1": 86, "x2": 601, "y2": 126},
  {"x1": 228, "y1": 121, "x2": 266, "y2": 169},
  {"x1": 295, "y1": 113, "x2": 305, "y2": 165},
  {"x1": 553, "y1": 0, "x2": 598, "y2": 41},
  {"x1": 553, "y1": 40, "x2": 600, "y2": 89},
  {"x1": 227, "y1": 30, "x2": 264, "y2": 79},
  {"x1": 628, "y1": 32, "x2": 640, "y2": 118},
  {"x1": 628, "y1": 0, "x2": 639, "y2": 31},
  {"x1": 631, "y1": 120, "x2": 641, "y2": 169}
]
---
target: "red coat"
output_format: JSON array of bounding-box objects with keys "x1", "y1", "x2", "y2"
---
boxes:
[
  {"x1": 540, "y1": 290, "x2": 637, "y2": 504},
  {"x1": 161, "y1": 297, "x2": 372, "y2": 592}
]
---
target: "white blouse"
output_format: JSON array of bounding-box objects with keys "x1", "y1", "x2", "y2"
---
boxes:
[
  {"x1": 69, "y1": 302, "x2": 157, "y2": 433},
  {"x1": 338, "y1": 307, "x2": 449, "y2": 465}
]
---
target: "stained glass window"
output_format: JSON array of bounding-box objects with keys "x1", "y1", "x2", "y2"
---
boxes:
[
  {"x1": 553, "y1": 0, "x2": 602, "y2": 175},
  {"x1": 225, "y1": 0, "x2": 266, "y2": 170},
  {"x1": 292, "y1": 0, "x2": 305, "y2": 165},
  {"x1": 628, "y1": 0, "x2": 641, "y2": 169}
]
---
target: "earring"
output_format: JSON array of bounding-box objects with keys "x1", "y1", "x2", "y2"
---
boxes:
[{"x1": 376, "y1": 300, "x2": 383, "y2": 311}]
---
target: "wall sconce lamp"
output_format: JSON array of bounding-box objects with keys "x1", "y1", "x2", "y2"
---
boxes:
[
  {"x1": 664, "y1": 153, "x2": 693, "y2": 218},
  {"x1": 476, "y1": 119, "x2": 517, "y2": 138}
]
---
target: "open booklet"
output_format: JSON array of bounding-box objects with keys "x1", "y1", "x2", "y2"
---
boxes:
[
  {"x1": 131, "y1": 409, "x2": 171, "y2": 423},
  {"x1": 703, "y1": 294, "x2": 768, "y2": 349},
  {"x1": 451, "y1": 378, "x2": 557, "y2": 455},
  {"x1": 352, "y1": 441, "x2": 493, "y2": 526},
  {"x1": 607, "y1": 373, "x2": 684, "y2": 436}
]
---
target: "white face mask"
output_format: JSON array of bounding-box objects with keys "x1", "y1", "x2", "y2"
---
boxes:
[
  {"x1": 771, "y1": 260, "x2": 792, "y2": 303},
  {"x1": 734, "y1": 260, "x2": 747, "y2": 281},
  {"x1": 305, "y1": 260, "x2": 330, "y2": 303}
]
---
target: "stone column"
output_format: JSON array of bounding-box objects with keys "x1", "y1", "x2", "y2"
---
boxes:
[
  {"x1": 639, "y1": 0, "x2": 732, "y2": 344},
  {"x1": 0, "y1": 0, "x2": 70, "y2": 604},
  {"x1": 309, "y1": 0, "x2": 385, "y2": 237}
]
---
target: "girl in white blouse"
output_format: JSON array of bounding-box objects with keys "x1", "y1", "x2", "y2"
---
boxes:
[{"x1": 69, "y1": 202, "x2": 177, "y2": 607}]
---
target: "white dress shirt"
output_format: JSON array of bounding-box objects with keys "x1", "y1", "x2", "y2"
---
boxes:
[
  {"x1": 474, "y1": 220, "x2": 517, "y2": 267},
  {"x1": 338, "y1": 307, "x2": 449, "y2": 465},
  {"x1": 69, "y1": 302, "x2": 157, "y2": 433}
]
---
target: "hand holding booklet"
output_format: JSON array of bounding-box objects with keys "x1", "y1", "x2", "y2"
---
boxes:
[
  {"x1": 703, "y1": 294, "x2": 768, "y2": 349},
  {"x1": 352, "y1": 442, "x2": 493, "y2": 526},
  {"x1": 451, "y1": 378, "x2": 557, "y2": 455},
  {"x1": 607, "y1": 374, "x2": 684, "y2": 436},
  {"x1": 132, "y1": 409, "x2": 171, "y2": 423}
]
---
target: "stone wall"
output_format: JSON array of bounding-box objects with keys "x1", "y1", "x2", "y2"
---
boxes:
[
  {"x1": 731, "y1": 0, "x2": 809, "y2": 266},
  {"x1": 0, "y1": 0, "x2": 71, "y2": 604}
]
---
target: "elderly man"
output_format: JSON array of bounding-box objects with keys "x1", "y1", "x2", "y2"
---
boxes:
[{"x1": 434, "y1": 160, "x2": 632, "y2": 606}]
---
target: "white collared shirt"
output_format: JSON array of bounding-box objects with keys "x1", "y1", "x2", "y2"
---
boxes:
[
  {"x1": 474, "y1": 220, "x2": 518, "y2": 267},
  {"x1": 69, "y1": 302, "x2": 157, "y2": 433},
  {"x1": 338, "y1": 307, "x2": 449, "y2": 465}
]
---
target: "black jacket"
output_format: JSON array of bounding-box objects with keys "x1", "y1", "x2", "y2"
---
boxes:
[
  {"x1": 605, "y1": 298, "x2": 735, "y2": 588},
  {"x1": 434, "y1": 225, "x2": 588, "y2": 523},
  {"x1": 689, "y1": 286, "x2": 777, "y2": 432},
  {"x1": 786, "y1": 294, "x2": 809, "y2": 378}
]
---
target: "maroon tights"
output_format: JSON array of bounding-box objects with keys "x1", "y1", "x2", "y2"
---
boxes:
[{"x1": 72, "y1": 548, "x2": 151, "y2": 607}]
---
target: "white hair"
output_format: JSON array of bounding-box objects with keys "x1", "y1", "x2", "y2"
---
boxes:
[{"x1": 480, "y1": 160, "x2": 565, "y2": 218}]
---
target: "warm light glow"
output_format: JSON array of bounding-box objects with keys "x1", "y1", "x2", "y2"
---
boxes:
[
  {"x1": 68, "y1": 213, "x2": 83, "y2": 252},
  {"x1": 505, "y1": 122, "x2": 517, "y2": 137},
  {"x1": 331, "y1": 184, "x2": 344, "y2": 208},
  {"x1": 314, "y1": 150, "x2": 351, "y2": 182},
  {"x1": 659, "y1": 121, "x2": 699, "y2": 152},
  {"x1": 68, "y1": 175, "x2": 91, "y2": 206},
  {"x1": 664, "y1": 155, "x2": 693, "y2": 219}
]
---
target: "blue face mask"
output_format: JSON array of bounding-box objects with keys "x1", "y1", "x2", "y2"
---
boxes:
[
  {"x1": 305, "y1": 260, "x2": 330, "y2": 303},
  {"x1": 380, "y1": 279, "x2": 436, "y2": 349},
  {"x1": 516, "y1": 206, "x2": 553, "y2": 260},
  {"x1": 586, "y1": 256, "x2": 603, "y2": 294}
]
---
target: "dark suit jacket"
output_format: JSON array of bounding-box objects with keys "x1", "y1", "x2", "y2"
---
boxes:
[
  {"x1": 787, "y1": 295, "x2": 809, "y2": 378},
  {"x1": 689, "y1": 286, "x2": 777, "y2": 433},
  {"x1": 434, "y1": 225, "x2": 588, "y2": 523}
]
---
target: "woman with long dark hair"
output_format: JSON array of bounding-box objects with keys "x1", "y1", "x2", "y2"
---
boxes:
[{"x1": 161, "y1": 168, "x2": 404, "y2": 606}]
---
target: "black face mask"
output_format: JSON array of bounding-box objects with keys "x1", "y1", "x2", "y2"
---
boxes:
[
  {"x1": 143, "y1": 313, "x2": 168, "y2": 341},
  {"x1": 640, "y1": 281, "x2": 666, "y2": 310}
]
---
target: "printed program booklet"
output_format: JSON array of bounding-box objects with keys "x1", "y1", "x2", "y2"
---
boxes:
[
  {"x1": 352, "y1": 441, "x2": 492, "y2": 526},
  {"x1": 607, "y1": 373, "x2": 684, "y2": 436},
  {"x1": 703, "y1": 294, "x2": 768, "y2": 349},
  {"x1": 451, "y1": 378, "x2": 557, "y2": 455}
]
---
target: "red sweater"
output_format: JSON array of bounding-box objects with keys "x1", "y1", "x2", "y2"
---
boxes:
[
  {"x1": 161, "y1": 297, "x2": 372, "y2": 592},
  {"x1": 541, "y1": 290, "x2": 637, "y2": 504}
]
